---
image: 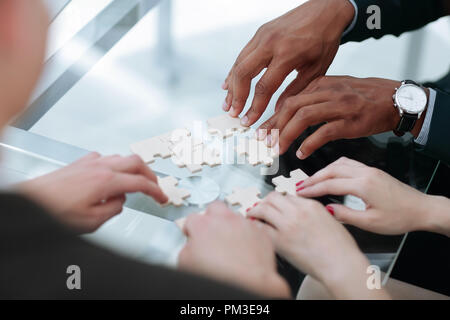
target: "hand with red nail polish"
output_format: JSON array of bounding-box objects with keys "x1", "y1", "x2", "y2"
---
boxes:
[
  {"x1": 246, "y1": 192, "x2": 388, "y2": 299},
  {"x1": 297, "y1": 157, "x2": 450, "y2": 238}
]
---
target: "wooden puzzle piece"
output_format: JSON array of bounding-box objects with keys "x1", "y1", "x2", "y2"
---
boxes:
[
  {"x1": 130, "y1": 129, "x2": 191, "y2": 164},
  {"x1": 236, "y1": 137, "x2": 277, "y2": 166},
  {"x1": 158, "y1": 176, "x2": 191, "y2": 207},
  {"x1": 272, "y1": 169, "x2": 309, "y2": 196},
  {"x1": 171, "y1": 140, "x2": 222, "y2": 173},
  {"x1": 207, "y1": 114, "x2": 250, "y2": 138},
  {"x1": 225, "y1": 186, "x2": 262, "y2": 216}
]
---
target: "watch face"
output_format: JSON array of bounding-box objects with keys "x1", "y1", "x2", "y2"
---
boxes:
[{"x1": 395, "y1": 84, "x2": 427, "y2": 114}]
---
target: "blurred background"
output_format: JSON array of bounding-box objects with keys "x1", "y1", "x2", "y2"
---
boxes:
[{"x1": 25, "y1": 0, "x2": 450, "y2": 157}]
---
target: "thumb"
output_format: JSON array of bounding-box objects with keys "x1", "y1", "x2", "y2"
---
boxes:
[{"x1": 326, "y1": 204, "x2": 370, "y2": 230}]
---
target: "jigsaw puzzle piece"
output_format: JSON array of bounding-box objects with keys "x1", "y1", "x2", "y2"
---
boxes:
[
  {"x1": 207, "y1": 114, "x2": 250, "y2": 138},
  {"x1": 130, "y1": 129, "x2": 191, "y2": 164},
  {"x1": 272, "y1": 169, "x2": 309, "y2": 196},
  {"x1": 158, "y1": 176, "x2": 191, "y2": 207},
  {"x1": 130, "y1": 137, "x2": 172, "y2": 164},
  {"x1": 236, "y1": 137, "x2": 277, "y2": 166},
  {"x1": 171, "y1": 140, "x2": 222, "y2": 173},
  {"x1": 225, "y1": 186, "x2": 262, "y2": 216}
]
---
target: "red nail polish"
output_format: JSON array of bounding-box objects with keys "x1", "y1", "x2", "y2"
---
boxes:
[
  {"x1": 326, "y1": 205, "x2": 335, "y2": 216},
  {"x1": 249, "y1": 217, "x2": 256, "y2": 221},
  {"x1": 246, "y1": 207, "x2": 251, "y2": 213},
  {"x1": 296, "y1": 186, "x2": 305, "y2": 192},
  {"x1": 253, "y1": 202, "x2": 259, "y2": 207},
  {"x1": 296, "y1": 180, "x2": 304, "y2": 187}
]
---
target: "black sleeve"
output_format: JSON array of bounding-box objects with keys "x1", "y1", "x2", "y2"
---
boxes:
[
  {"x1": 0, "y1": 194, "x2": 260, "y2": 299},
  {"x1": 415, "y1": 89, "x2": 450, "y2": 165},
  {"x1": 342, "y1": 0, "x2": 447, "y2": 44}
]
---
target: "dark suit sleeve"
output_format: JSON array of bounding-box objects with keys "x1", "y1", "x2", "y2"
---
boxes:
[
  {"x1": 342, "y1": 0, "x2": 447, "y2": 43},
  {"x1": 0, "y1": 194, "x2": 260, "y2": 299},
  {"x1": 416, "y1": 89, "x2": 450, "y2": 165}
]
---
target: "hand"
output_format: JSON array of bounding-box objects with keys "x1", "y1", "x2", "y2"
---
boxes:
[
  {"x1": 178, "y1": 202, "x2": 290, "y2": 298},
  {"x1": 258, "y1": 76, "x2": 406, "y2": 158},
  {"x1": 18, "y1": 152, "x2": 168, "y2": 233},
  {"x1": 297, "y1": 157, "x2": 437, "y2": 235},
  {"x1": 247, "y1": 192, "x2": 390, "y2": 300},
  {"x1": 222, "y1": 0, "x2": 355, "y2": 126}
]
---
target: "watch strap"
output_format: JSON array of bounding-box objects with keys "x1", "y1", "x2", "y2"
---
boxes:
[{"x1": 396, "y1": 112, "x2": 418, "y2": 133}]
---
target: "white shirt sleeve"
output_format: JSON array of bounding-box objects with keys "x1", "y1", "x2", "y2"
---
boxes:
[
  {"x1": 342, "y1": 0, "x2": 358, "y2": 37},
  {"x1": 414, "y1": 88, "x2": 437, "y2": 146}
]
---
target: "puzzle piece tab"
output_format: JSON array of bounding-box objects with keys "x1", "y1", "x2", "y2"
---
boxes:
[
  {"x1": 158, "y1": 176, "x2": 191, "y2": 207},
  {"x1": 207, "y1": 114, "x2": 250, "y2": 138},
  {"x1": 272, "y1": 169, "x2": 309, "y2": 196},
  {"x1": 225, "y1": 186, "x2": 262, "y2": 216},
  {"x1": 236, "y1": 137, "x2": 277, "y2": 166}
]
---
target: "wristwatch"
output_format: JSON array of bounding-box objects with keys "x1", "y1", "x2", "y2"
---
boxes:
[{"x1": 392, "y1": 80, "x2": 428, "y2": 136}]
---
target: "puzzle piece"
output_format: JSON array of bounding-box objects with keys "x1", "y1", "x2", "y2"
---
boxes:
[
  {"x1": 207, "y1": 114, "x2": 250, "y2": 138},
  {"x1": 171, "y1": 139, "x2": 222, "y2": 173},
  {"x1": 272, "y1": 169, "x2": 309, "y2": 196},
  {"x1": 236, "y1": 137, "x2": 277, "y2": 166},
  {"x1": 158, "y1": 176, "x2": 191, "y2": 207},
  {"x1": 130, "y1": 129, "x2": 191, "y2": 164},
  {"x1": 225, "y1": 186, "x2": 262, "y2": 216}
]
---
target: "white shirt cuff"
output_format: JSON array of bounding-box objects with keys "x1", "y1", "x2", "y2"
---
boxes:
[
  {"x1": 342, "y1": 0, "x2": 358, "y2": 38},
  {"x1": 415, "y1": 88, "x2": 436, "y2": 146}
]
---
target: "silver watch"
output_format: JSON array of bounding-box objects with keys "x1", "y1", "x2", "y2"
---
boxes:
[{"x1": 393, "y1": 80, "x2": 428, "y2": 135}]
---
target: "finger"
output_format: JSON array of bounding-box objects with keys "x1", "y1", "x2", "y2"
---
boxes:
[
  {"x1": 301, "y1": 163, "x2": 364, "y2": 189},
  {"x1": 106, "y1": 173, "x2": 168, "y2": 204},
  {"x1": 229, "y1": 50, "x2": 271, "y2": 118},
  {"x1": 296, "y1": 120, "x2": 347, "y2": 159},
  {"x1": 252, "y1": 219, "x2": 277, "y2": 240},
  {"x1": 264, "y1": 192, "x2": 297, "y2": 216},
  {"x1": 277, "y1": 102, "x2": 340, "y2": 154},
  {"x1": 256, "y1": 113, "x2": 280, "y2": 141},
  {"x1": 247, "y1": 202, "x2": 284, "y2": 230},
  {"x1": 297, "y1": 177, "x2": 365, "y2": 199},
  {"x1": 326, "y1": 204, "x2": 372, "y2": 230},
  {"x1": 74, "y1": 152, "x2": 101, "y2": 164},
  {"x1": 224, "y1": 37, "x2": 260, "y2": 111},
  {"x1": 205, "y1": 201, "x2": 233, "y2": 217},
  {"x1": 103, "y1": 155, "x2": 158, "y2": 183},
  {"x1": 91, "y1": 195, "x2": 126, "y2": 222},
  {"x1": 275, "y1": 68, "x2": 316, "y2": 112},
  {"x1": 183, "y1": 213, "x2": 207, "y2": 237},
  {"x1": 242, "y1": 63, "x2": 291, "y2": 125},
  {"x1": 276, "y1": 92, "x2": 330, "y2": 136}
]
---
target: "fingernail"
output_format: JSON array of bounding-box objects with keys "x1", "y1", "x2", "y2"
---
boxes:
[
  {"x1": 229, "y1": 106, "x2": 235, "y2": 116},
  {"x1": 221, "y1": 82, "x2": 227, "y2": 90},
  {"x1": 241, "y1": 116, "x2": 249, "y2": 126},
  {"x1": 296, "y1": 149, "x2": 304, "y2": 159},
  {"x1": 296, "y1": 186, "x2": 305, "y2": 192},
  {"x1": 296, "y1": 180, "x2": 304, "y2": 187},
  {"x1": 326, "y1": 205, "x2": 335, "y2": 216},
  {"x1": 246, "y1": 207, "x2": 251, "y2": 213},
  {"x1": 253, "y1": 202, "x2": 259, "y2": 207},
  {"x1": 257, "y1": 129, "x2": 267, "y2": 140},
  {"x1": 222, "y1": 101, "x2": 229, "y2": 111},
  {"x1": 249, "y1": 217, "x2": 256, "y2": 221}
]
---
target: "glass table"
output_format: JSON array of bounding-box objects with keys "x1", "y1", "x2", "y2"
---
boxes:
[{"x1": 0, "y1": 0, "x2": 441, "y2": 277}]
